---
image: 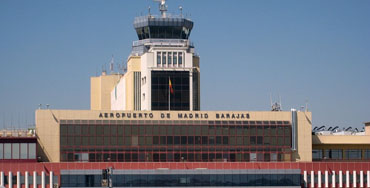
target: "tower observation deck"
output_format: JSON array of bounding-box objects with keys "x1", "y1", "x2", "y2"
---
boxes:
[{"x1": 131, "y1": 0, "x2": 194, "y2": 56}]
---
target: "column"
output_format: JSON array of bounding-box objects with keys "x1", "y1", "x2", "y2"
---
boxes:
[
  {"x1": 304, "y1": 171, "x2": 308, "y2": 188},
  {"x1": 346, "y1": 171, "x2": 350, "y2": 188},
  {"x1": 367, "y1": 171, "x2": 370, "y2": 188},
  {"x1": 353, "y1": 171, "x2": 356, "y2": 188},
  {"x1": 359, "y1": 171, "x2": 363, "y2": 188},
  {"x1": 25, "y1": 172, "x2": 29, "y2": 188},
  {"x1": 16, "y1": 172, "x2": 20, "y2": 188},
  {"x1": 41, "y1": 171, "x2": 45, "y2": 188},
  {"x1": 8, "y1": 172, "x2": 12, "y2": 188},
  {"x1": 325, "y1": 171, "x2": 329, "y2": 188},
  {"x1": 33, "y1": 171, "x2": 37, "y2": 188},
  {"x1": 311, "y1": 171, "x2": 315, "y2": 188},
  {"x1": 1, "y1": 171, "x2": 4, "y2": 187},
  {"x1": 318, "y1": 171, "x2": 322, "y2": 188},
  {"x1": 339, "y1": 171, "x2": 342, "y2": 188},
  {"x1": 332, "y1": 171, "x2": 336, "y2": 188},
  {"x1": 49, "y1": 172, "x2": 53, "y2": 188}
]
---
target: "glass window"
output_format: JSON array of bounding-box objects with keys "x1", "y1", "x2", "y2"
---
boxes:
[
  {"x1": 365, "y1": 150, "x2": 370, "y2": 159},
  {"x1": 178, "y1": 52, "x2": 183, "y2": 65},
  {"x1": 29, "y1": 143, "x2": 36, "y2": 159},
  {"x1": 20, "y1": 143, "x2": 28, "y2": 159},
  {"x1": 312, "y1": 149, "x2": 323, "y2": 160},
  {"x1": 12, "y1": 143, "x2": 20, "y2": 159},
  {"x1": 168, "y1": 52, "x2": 172, "y2": 65},
  {"x1": 346, "y1": 149, "x2": 361, "y2": 160},
  {"x1": 173, "y1": 52, "x2": 177, "y2": 65},
  {"x1": 157, "y1": 52, "x2": 161, "y2": 65},
  {"x1": 0, "y1": 143, "x2": 3, "y2": 159},
  {"x1": 162, "y1": 52, "x2": 167, "y2": 65}
]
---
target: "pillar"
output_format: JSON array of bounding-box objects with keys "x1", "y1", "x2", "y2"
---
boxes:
[
  {"x1": 16, "y1": 172, "x2": 20, "y2": 188},
  {"x1": 325, "y1": 171, "x2": 329, "y2": 188},
  {"x1": 41, "y1": 171, "x2": 45, "y2": 188},
  {"x1": 318, "y1": 171, "x2": 322, "y2": 187},
  {"x1": 332, "y1": 171, "x2": 336, "y2": 188},
  {"x1": 359, "y1": 171, "x2": 363, "y2": 188},
  {"x1": 353, "y1": 171, "x2": 356, "y2": 188},
  {"x1": 346, "y1": 171, "x2": 350, "y2": 188},
  {"x1": 25, "y1": 172, "x2": 29, "y2": 188},
  {"x1": 304, "y1": 171, "x2": 308, "y2": 188},
  {"x1": 33, "y1": 172, "x2": 37, "y2": 188},
  {"x1": 0, "y1": 171, "x2": 4, "y2": 187},
  {"x1": 311, "y1": 171, "x2": 315, "y2": 188},
  {"x1": 8, "y1": 172, "x2": 12, "y2": 188},
  {"x1": 339, "y1": 171, "x2": 342, "y2": 188},
  {"x1": 49, "y1": 172, "x2": 53, "y2": 188}
]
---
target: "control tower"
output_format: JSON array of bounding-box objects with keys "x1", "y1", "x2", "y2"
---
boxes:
[{"x1": 109, "y1": 0, "x2": 200, "y2": 111}]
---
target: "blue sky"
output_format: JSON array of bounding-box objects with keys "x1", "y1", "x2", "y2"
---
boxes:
[{"x1": 0, "y1": 0, "x2": 369, "y2": 129}]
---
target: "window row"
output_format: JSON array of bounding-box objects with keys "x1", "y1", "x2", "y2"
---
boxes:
[
  {"x1": 61, "y1": 173, "x2": 300, "y2": 187},
  {"x1": 61, "y1": 152, "x2": 292, "y2": 162},
  {"x1": 0, "y1": 143, "x2": 36, "y2": 160},
  {"x1": 60, "y1": 135, "x2": 291, "y2": 147},
  {"x1": 60, "y1": 120, "x2": 291, "y2": 126},
  {"x1": 157, "y1": 51, "x2": 183, "y2": 67},
  {"x1": 60, "y1": 125, "x2": 291, "y2": 137},
  {"x1": 312, "y1": 149, "x2": 370, "y2": 160}
]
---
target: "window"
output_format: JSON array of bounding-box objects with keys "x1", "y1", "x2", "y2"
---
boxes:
[
  {"x1": 365, "y1": 150, "x2": 370, "y2": 159},
  {"x1": 173, "y1": 52, "x2": 177, "y2": 65},
  {"x1": 345, "y1": 149, "x2": 361, "y2": 160},
  {"x1": 162, "y1": 52, "x2": 166, "y2": 65},
  {"x1": 325, "y1": 149, "x2": 342, "y2": 159},
  {"x1": 0, "y1": 143, "x2": 3, "y2": 159},
  {"x1": 11, "y1": 143, "x2": 20, "y2": 159},
  {"x1": 312, "y1": 149, "x2": 323, "y2": 160},
  {"x1": 29, "y1": 143, "x2": 36, "y2": 159},
  {"x1": 20, "y1": 143, "x2": 28, "y2": 159},
  {"x1": 168, "y1": 52, "x2": 172, "y2": 65},
  {"x1": 178, "y1": 52, "x2": 183, "y2": 65},
  {"x1": 157, "y1": 52, "x2": 161, "y2": 65}
]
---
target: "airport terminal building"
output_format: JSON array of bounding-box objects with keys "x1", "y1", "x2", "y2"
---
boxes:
[{"x1": 1, "y1": 1, "x2": 370, "y2": 187}]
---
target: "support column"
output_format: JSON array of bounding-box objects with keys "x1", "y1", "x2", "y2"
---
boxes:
[
  {"x1": 49, "y1": 172, "x2": 53, "y2": 188},
  {"x1": 367, "y1": 171, "x2": 370, "y2": 188},
  {"x1": 325, "y1": 171, "x2": 329, "y2": 188},
  {"x1": 353, "y1": 171, "x2": 356, "y2": 188},
  {"x1": 332, "y1": 171, "x2": 336, "y2": 188},
  {"x1": 33, "y1": 172, "x2": 37, "y2": 188},
  {"x1": 25, "y1": 172, "x2": 29, "y2": 188},
  {"x1": 8, "y1": 172, "x2": 12, "y2": 188},
  {"x1": 311, "y1": 171, "x2": 315, "y2": 188},
  {"x1": 359, "y1": 171, "x2": 363, "y2": 188},
  {"x1": 346, "y1": 171, "x2": 350, "y2": 188},
  {"x1": 41, "y1": 171, "x2": 45, "y2": 188},
  {"x1": 16, "y1": 172, "x2": 20, "y2": 188},
  {"x1": 339, "y1": 171, "x2": 343, "y2": 188},
  {"x1": 0, "y1": 171, "x2": 4, "y2": 187},
  {"x1": 318, "y1": 171, "x2": 322, "y2": 188},
  {"x1": 304, "y1": 171, "x2": 308, "y2": 188}
]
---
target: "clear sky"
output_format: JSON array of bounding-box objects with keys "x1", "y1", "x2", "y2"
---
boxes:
[{"x1": 0, "y1": 0, "x2": 369, "y2": 130}]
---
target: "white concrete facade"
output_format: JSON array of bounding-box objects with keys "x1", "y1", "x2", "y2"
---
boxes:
[{"x1": 111, "y1": 43, "x2": 199, "y2": 111}]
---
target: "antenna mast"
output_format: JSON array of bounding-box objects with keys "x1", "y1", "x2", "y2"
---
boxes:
[{"x1": 154, "y1": 0, "x2": 168, "y2": 18}]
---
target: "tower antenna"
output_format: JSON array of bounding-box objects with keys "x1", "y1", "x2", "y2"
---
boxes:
[{"x1": 154, "y1": 0, "x2": 168, "y2": 18}]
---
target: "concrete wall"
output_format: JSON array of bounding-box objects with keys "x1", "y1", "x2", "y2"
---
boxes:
[{"x1": 90, "y1": 74, "x2": 122, "y2": 110}]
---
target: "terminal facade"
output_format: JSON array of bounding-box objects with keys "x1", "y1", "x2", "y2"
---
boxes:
[{"x1": 1, "y1": 1, "x2": 370, "y2": 187}]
